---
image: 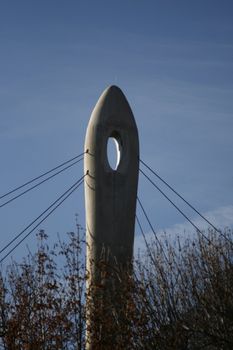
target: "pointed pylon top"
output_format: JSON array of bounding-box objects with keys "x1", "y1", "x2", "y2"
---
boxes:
[{"x1": 88, "y1": 85, "x2": 137, "y2": 130}]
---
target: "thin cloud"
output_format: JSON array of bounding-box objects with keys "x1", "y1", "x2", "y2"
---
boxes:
[{"x1": 134, "y1": 205, "x2": 233, "y2": 253}]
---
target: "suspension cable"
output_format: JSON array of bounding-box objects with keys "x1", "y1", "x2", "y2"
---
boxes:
[
  {"x1": 0, "y1": 175, "x2": 85, "y2": 263},
  {"x1": 140, "y1": 159, "x2": 221, "y2": 233},
  {"x1": 0, "y1": 157, "x2": 83, "y2": 208},
  {"x1": 135, "y1": 214, "x2": 160, "y2": 268},
  {"x1": 0, "y1": 174, "x2": 84, "y2": 254},
  {"x1": 139, "y1": 168, "x2": 212, "y2": 245},
  {"x1": 137, "y1": 196, "x2": 170, "y2": 265},
  {"x1": 0, "y1": 152, "x2": 85, "y2": 200},
  {"x1": 135, "y1": 214, "x2": 150, "y2": 252}
]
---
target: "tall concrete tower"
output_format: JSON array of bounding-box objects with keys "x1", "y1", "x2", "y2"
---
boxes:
[{"x1": 84, "y1": 85, "x2": 139, "y2": 347}]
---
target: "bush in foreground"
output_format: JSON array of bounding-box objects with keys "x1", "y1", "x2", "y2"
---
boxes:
[{"x1": 0, "y1": 227, "x2": 232, "y2": 349}]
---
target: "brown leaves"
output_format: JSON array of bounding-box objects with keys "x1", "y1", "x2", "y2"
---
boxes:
[{"x1": 0, "y1": 227, "x2": 233, "y2": 349}]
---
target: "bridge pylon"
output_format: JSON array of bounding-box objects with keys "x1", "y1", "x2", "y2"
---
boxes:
[{"x1": 84, "y1": 85, "x2": 139, "y2": 348}]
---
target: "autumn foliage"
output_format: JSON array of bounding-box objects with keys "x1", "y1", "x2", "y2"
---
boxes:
[{"x1": 0, "y1": 226, "x2": 233, "y2": 349}]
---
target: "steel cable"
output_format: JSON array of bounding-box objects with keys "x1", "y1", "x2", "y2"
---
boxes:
[
  {"x1": 139, "y1": 168, "x2": 212, "y2": 245},
  {"x1": 0, "y1": 175, "x2": 85, "y2": 263},
  {"x1": 0, "y1": 157, "x2": 83, "y2": 208},
  {"x1": 0, "y1": 152, "x2": 85, "y2": 200},
  {"x1": 140, "y1": 158, "x2": 220, "y2": 233}
]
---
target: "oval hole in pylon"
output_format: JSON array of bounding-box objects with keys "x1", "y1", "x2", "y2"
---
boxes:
[{"x1": 107, "y1": 137, "x2": 121, "y2": 170}]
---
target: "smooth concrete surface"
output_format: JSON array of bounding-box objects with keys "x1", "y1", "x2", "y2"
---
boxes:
[
  {"x1": 84, "y1": 86, "x2": 139, "y2": 348},
  {"x1": 84, "y1": 85, "x2": 139, "y2": 279}
]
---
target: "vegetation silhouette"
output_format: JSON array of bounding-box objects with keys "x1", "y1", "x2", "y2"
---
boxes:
[{"x1": 0, "y1": 224, "x2": 232, "y2": 349}]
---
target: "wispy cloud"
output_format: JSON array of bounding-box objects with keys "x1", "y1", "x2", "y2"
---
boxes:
[{"x1": 134, "y1": 205, "x2": 233, "y2": 253}]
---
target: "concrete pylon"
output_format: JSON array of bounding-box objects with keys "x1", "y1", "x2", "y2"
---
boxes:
[{"x1": 84, "y1": 85, "x2": 139, "y2": 347}]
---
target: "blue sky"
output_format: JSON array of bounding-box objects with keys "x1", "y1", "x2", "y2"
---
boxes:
[{"x1": 0, "y1": 0, "x2": 233, "y2": 263}]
